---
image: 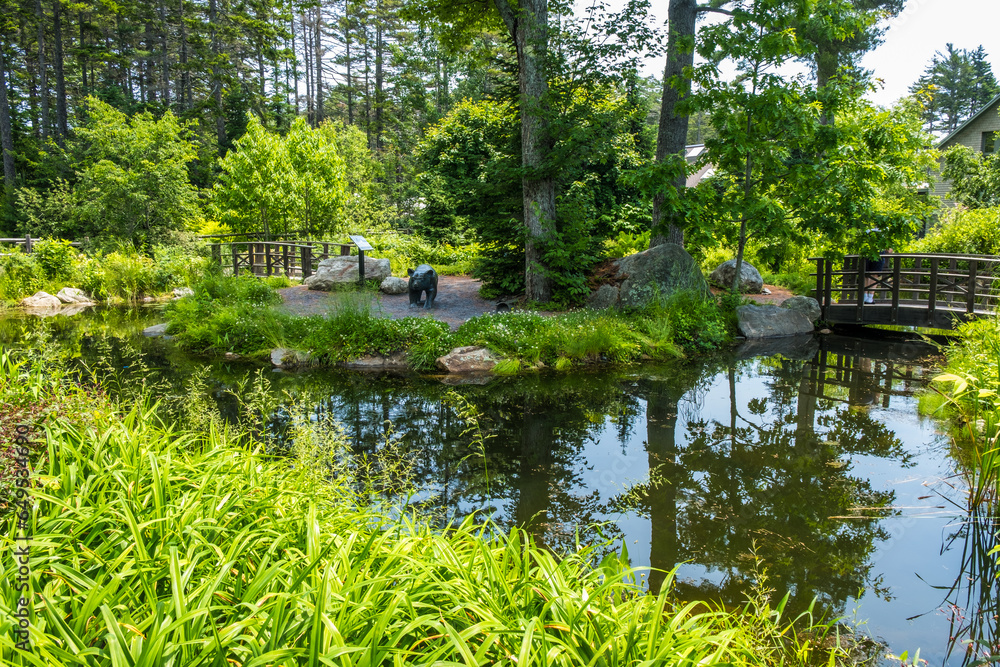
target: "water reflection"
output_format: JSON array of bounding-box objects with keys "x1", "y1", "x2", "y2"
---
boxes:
[{"x1": 8, "y1": 310, "x2": 999, "y2": 662}]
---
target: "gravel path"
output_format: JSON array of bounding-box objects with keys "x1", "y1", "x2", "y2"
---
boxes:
[
  {"x1": 277, "y1": 275, "x2": 794, "y2": 330},
  {"x1": 277, "y1": 275, "x2": 503, "y2": 330}
]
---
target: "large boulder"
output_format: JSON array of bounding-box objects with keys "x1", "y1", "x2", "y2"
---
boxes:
[
  {"x1": 56, "y1": 287, "x2": 95, "y2": 304},
  {"x1": 304, "y1": 255, "x2": 391, "y2": 290},
  {"x1": 737, "y1": 304, "x2": 814, "y2": 338},
  {"x1": 709, "y1": 260, "x2": 764, "y2": 294},
  {"x1": 436, "y1": 346, "x2": 499, "y2": 373},
  {"x1": 590, "y1": 243, "x2": 708, "y2": 310},
  {"x1": 781, "y1": 295, "x2": 821, "y2": 323},
  {"x1": 270, "y1": 348, "x2": 315, "y2": 368},
  {"x1": 21, "y1": 291, "x2": 62, "y2": 309}
]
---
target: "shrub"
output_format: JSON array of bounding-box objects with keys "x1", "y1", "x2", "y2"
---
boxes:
[
  {"x1": 32, "y1": 238, "x2": 79, "y2": 281},
  {"x1": 0, "y1": 253, "x2": 42, "y2": 304},
  {"x1": 911, "y1": 207, "x2": 1000, "y2": 256}
]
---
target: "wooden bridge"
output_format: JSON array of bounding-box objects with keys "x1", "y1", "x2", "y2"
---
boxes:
[{"x1": 813, "y1": 253, "x2": 1000, "y2": 329}]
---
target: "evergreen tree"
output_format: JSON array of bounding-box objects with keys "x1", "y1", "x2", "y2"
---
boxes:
[{"x1": 909, "y1": 44, "x2": 999, "y2": 135}]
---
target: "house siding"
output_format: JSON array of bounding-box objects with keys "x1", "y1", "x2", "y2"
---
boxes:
[{"x1": 935, "y1": 98, "x2": 1000, "y2": 206}]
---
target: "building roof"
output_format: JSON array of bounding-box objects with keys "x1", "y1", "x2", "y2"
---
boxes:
[{"x1": 936, "y1": 92, "x2": 1000, "y2": 149}]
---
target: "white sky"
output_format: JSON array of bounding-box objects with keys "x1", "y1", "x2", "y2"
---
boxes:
[
  {"x1": 631, "y1": 0, "x2": 1000, "y2": 109},
  {"x1": 860, "y1": 0, "x2": 1000, "y2": 107}
]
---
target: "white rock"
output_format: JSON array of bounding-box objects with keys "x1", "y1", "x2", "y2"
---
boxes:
[
  {"x1": 56, "y1": 287, "x2": 94, "y2": 304},
  {"x1": 21, "y1": 292, "x2": 62, "y2": 309},
  {"x1": 173, "y1": 287, "x2": 194, "y2": 298},
  {"x1": 304, "y1": 255, "x2": 392, "y2": 290},
  {"x1": 380, "y1": 276, "x2": 409, "y2": 294},
  {"x1": 436, "y1": 346, "x2": 499, "y2": 373}
]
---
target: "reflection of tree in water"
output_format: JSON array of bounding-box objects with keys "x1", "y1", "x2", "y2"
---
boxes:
[{"x1": 614, "y1": 352, "x2": 915, "y2": 618}]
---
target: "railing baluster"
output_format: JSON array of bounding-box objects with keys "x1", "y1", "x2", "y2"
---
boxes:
[
  {"x1": 968, "y1": 259, "x2": 978, "y2": 314},
  {"x1": 891, "y1": 255, "x2": 900, "y2": 323}
]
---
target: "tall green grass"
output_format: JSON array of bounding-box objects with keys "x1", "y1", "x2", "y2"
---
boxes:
[{"x1": 0, "y1": 352, "x2": 850, "y2": 666}]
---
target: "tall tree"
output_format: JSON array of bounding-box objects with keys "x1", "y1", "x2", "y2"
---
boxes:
[{"x1": 910, "y1": 44, "x2": 999, "y2": 134}]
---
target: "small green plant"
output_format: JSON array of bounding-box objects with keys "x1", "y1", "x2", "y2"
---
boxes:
[{"x1": 32, "y1": 238, "x2": 79, "y2": 281}]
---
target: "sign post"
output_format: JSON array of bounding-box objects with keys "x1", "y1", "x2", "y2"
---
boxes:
[{"x1": 349, "y1": 235, "x2": 374, "y2": 285}]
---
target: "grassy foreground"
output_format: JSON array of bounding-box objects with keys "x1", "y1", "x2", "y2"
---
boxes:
[{"x1": 0, "y1": 350, "x2": 851, "y2": 666}]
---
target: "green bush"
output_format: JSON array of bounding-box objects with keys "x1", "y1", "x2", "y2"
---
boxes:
[
  {"x1": 910, "y1": 207, "x2": 1000, "y2": 256},
  {"x1": 0, "y1": 253, "x2": 42, "y2": 304},
  {"x1": 32, "y1": 238, "x2": 79, "y2": 281}
]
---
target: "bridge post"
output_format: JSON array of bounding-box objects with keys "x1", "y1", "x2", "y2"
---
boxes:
[
  {"x1": 891, "y1": 256, "x2": 901, "y2": 322},
  {"x1": 967, "y1": 260, "x2": 978, "y2": 314}
]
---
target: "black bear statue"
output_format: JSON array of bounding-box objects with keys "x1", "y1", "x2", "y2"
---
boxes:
[{"x1": 407, "y1": 264, "x2": 438, "y2": 309}]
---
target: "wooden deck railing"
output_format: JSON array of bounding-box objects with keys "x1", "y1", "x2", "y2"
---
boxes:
[
  {"x1": 212, "y1": 239, "x2": 364, "y2": 279},
  {"x1": 812, "y1": 253, "x2": 1000, "y2": 329}
]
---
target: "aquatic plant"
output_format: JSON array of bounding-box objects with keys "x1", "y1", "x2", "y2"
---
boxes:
[{"x1": 0, "y1": 350, "x2": 853, "y2": 667}]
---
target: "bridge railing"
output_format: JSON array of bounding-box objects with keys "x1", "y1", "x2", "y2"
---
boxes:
[
  {"x1": 211, "y1": 239, "x2": 365, "y2": 279},
  {"x1": 812, "y1": 253, "x2": 1000, "y2": 327}
]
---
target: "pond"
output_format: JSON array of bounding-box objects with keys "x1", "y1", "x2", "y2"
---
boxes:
[{"x1": 2, "y1": 307, "x2": 997, "y2": 665}]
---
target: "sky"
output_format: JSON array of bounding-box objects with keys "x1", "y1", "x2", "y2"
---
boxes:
[
  {"x1": 632, "y1": 0, "x2": 1000, "y2": 109},
  {"x1": 860, "y1": 0, "x2": 1000, "y2": 107}
]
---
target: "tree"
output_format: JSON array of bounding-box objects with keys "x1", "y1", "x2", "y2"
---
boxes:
[
  {"x1": 71, "y1": 97, "x2": 201, "y2": 245},
  {"x1": 648, "y1": 0, "x2": 904, "y2": 249},
  {"x1": 689, "y1": 0, "x2": 936, "y2": 291},
  {"x1": 214, "y1": 115, "x2": 351, "y2": 238},
  {"x1": 941, "y1": 143, "x2": 1000, "y2": 210},
  {"x1": 910, "y1": 44, "x2": 1000, "y2": 134}
]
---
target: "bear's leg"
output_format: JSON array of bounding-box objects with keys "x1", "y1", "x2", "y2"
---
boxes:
[{"x1": 424, "y1": 287, "x2": 436, "y2": 309}]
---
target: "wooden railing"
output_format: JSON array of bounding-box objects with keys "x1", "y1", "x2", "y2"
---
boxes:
[
  {"x1": 0, "y1": 236, "x2": 85, "y2": 254},
  {"x1": 812, "y1": 253, "x2": 1000, "y2": 329},
  {"x1": 213, "y1": 239, "x2": 366, "y2": 279}
]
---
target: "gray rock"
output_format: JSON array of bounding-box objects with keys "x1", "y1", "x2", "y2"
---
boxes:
[
  {"x1": 781, "y1": 295, "x2": 821, "y2": 323},
  {"x1": 380, "y1": 276, "x2": 409, "y2": 294},
  {"x1": 304, "y1": 255, "x2": 392, "y2": 290},
  {"x1": 173, "y1": 287, "x2": 194, "y2": 298},
  {"x1": 436, "y1": 346, "x2": 499, "y2": 373},
  {"x1": 270, "y1": 348, "x2": 314, "y2": 368},
  {"x1": 737, "y1": 304, "x2": 814, "y2": 338},
  {"x1": 340, "y1": 351, "x2": 409, "y2": 370},
  {"x1": 143, "y1": 323, "x2": 170, "y2": 337},
  {"x1": 586, "y1": 284, "x2": 620, "y2": 310},
  {"x1": 439, "y1": 374, "x2": 496, "y2": 386},
  {"x1": 734, "y1": 334, "x2": 819, "y2": 361},
  {"x1": 606, "y1": 243, "x2": 708, "y2": 309},
  {"x1": 56, "y1": 287, "x2": 94, "y2": 304},
  {"x1": 224, "y1": 352, "x2": 242, "y2": 361},
  {"x1": 709, "y1": 259, "x2": 764, "y2": 294},
  {"x1": 21, "y1": 291, "x2": 62, "y2": 309}
]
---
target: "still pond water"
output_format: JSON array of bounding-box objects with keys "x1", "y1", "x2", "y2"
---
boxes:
[{"x1": 3, "y1": 307, "x2": 998, "y2": 665}]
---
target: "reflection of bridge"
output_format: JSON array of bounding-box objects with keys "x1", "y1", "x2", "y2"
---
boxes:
[
  {"x1": 813, "y1": 254, "x2": 1000, "y2": 329},
  {"x1": 799, "y1": 336, "x2": 938, "y2": 409}
]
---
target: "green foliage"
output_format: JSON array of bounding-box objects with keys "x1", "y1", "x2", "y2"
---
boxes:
[
  {"x1": 31, "y1": 238, "x2": 78, "y2": 281},
  {"x1": 74, "y1": 97, "x2": 202, "y2": 246},
  {"x1": 909, "y1": 43, "x2": 1000, "y2": 134},
  {"x1": 687, "y1": 5, "x2": 936, "y2": 275},
  {"x1": 415, "y1": 85, "x2": 654, "y2": 303},
  {"x1": 15, "y1": 179, "x2": 81, "y2": 239},
  {"x1": 0, "y1": 252, "x2": 42, "y2": 304},
  {"x1": 910, "y1": 207, "x2": 1000, "y2": 255},
  {"x1": 604, "y1": 230, "x2": 651, "y2": 259},
  {"x1": 366, "y1": 233, "x2": 480, "y2": 276},
  {"x1": 941, "y1": 144, "x2": 1000, "y2": 210},
  {"x1": 214, "y1": 116, "x2": 349, "y2": 239},
  {"x1": 0, "y1": 345, "x2": 853, "y2": 665},
  {"x1": 643, "y1": 289, "x2": 734, "y2": 353}
]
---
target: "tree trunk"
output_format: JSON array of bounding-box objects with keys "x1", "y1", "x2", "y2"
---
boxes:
[
  {"x1": 314, "y1": 5, "x2": 323, "y2": 124},
  {"x1": 21, "y1": 18, "x2": 39, "y2": 137},
  {"x1": 494, "y1": 0, "x2": 554, "y2": 303},
  {"x1": 0, "y1": 41, "x2": 17, "y2": 194},
  {"x1": 345, "y1": 17, "x2": 353, "y2": 124},
  {"x1": 374, "y1": 3, "x2": 383, "y2": 149},
  {"x1": 302, "y1": 12, "x2": 313, "y2": 124},
  {"x1": 35, "y1": 0, "x2": 49, "y2": 140},
  {"x1": 650, "y1": 0, "x2": 698, "y2": 249},
  {"x1": 79, "y1": 12, "x2": 87, "y2": 93},
  {"x1": 179, "y1": 0, "x2": 189, "y2": 110},
  {"x1": 53, "y1": 0, "x2": 67, "y2": 143},
  {"x1": 291, "y1": 15, "x2": 299, "y2": 114},
  {"x1": 209, "y1": 0, "x2": 226, "y2": 148},
  {"x1": 158, "y1": 0, "x2": 169, "y2": 104}
]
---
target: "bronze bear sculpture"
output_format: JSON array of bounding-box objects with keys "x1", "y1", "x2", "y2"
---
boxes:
[{"x1": 407, "y1": 264, "x2": 438, "y2": 309}]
